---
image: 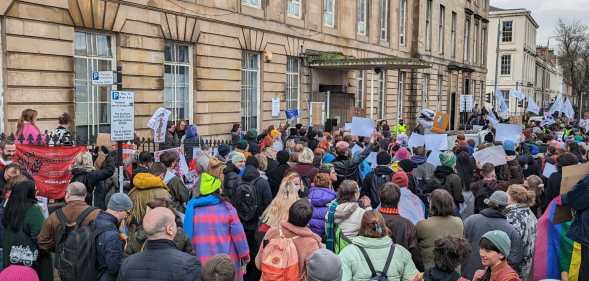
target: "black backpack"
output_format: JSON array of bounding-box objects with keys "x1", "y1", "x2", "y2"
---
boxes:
[
  {"x1": 232, "y1": 179, "x2": 261, "y2": 222},
  {"x1": 55, "y1": 207, "x2": 109, "y2": 281},
  {"x1": 355, "y1": 244, "x2": 396, "y2": 281}
]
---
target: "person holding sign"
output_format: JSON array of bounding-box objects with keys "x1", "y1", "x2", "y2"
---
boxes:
[{"x1": 544, "y1": 153, "x2": 579, "y2": 211}]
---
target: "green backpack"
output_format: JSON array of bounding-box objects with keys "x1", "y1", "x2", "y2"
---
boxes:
[{"x1": 326, "y1": 201, "x2": 352, "y2": 254}]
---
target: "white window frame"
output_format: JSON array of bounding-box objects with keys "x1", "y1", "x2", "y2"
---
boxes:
[
  {"x1": 74, "y1": 30, "x2": 117, "y2": 143},
  {"x1": 378, "y1": 72, "x2": 386, "y2": 119},
  {"x1": 399, "y1": 0, "x2": 407, "y2": 46},
  {"x1": 286, "y1": 56, "x2": 301, "y2": 114},
  {"x1": 379, "y1": 0, "x2": 389, "y2": 41},
  {"x1": 324, "y1": 0, "x2": 335, "y2": 28},
  {"x1": 164, "y1": 41, "x2": 193, "y2": 123},
  {"x1": 425, "y1": 0, "x2": 433, "y2": 51},
  {"x1": 356, "y1": 71, "x2": 365, "y2": 108},
  {"x1": 242, "y1": 0, "x2": 261, "y2": 8},
  {"x1": 288, "y1": 0, "x2": 302, "y2": 18},
  {"x1": 500, "y1": 54, "x2": 511, "y2": 75},
  {"x1": 422, "y1": 73, "x2": 430, "y2": 109},
  {"x1": 241, "y1": 52, "x2": 261, "y2": 131},
  {"x1": 439, "y1": 5, "x2": 445, "y2": 55},
  {"x1": 357, "y1": 0, "x2": 368, "y2": 35},
  {"x1": 398, "y1": 71, "x2": 406, "y2": 120},
  {"x1": 502, "y1": 20, "x2": 513, "y2": 42},
  {"x1": 451, "y1": 12, "x2": 457, "y2": 58}
]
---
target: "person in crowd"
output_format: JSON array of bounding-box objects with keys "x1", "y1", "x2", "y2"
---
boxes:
[
  {"x1": 231, "y1": 123, "x2": 241, "y2": 146},
  {"x1": 0, "y1": 140, "x2": 16, "y2": 170},
  {"x1": 339, "y1": 211, "x2": 420, "y2": 281},
  {"x1": 398, "y1": 159, "x2": 419, "y2": 195},
  {"x1": 470, "y1": 163, "x2": 504, "y2": 215},
  {"x1": 0, "y1": 162, "x2": 21, "y2": 196},
  {"x1": 95, "y1": 193, "x2": 133, "y2": 281},
  {"x1": 118, "y1": 207, "x2": 201, "y2": 281},
  {"x1": 267, "y1": 150, "x2": 291, "y2": 197},
  {"x1": 523, "y1": 175, "x2": 544, "y2": 216},
  {"x1": 259, "y1": 129, "x2": 280, "y2": 151},
  {"x1": 544, "y1": 152, "x2": 578, "y2": 210},
  {"x1": 567, "y1": 141, "x2": 586, "y2": 163},
  {"x1": 561, "y1": 173, "x2": 589, "y2": 280},
  {"x1": 175, "y1": 120, "x2": 187, "y2": 140},
  {"x1": 70, "y1": 149, "x2": 115, "y2": 209},
  {"x1": 161, "y1": 121, "x2": 179, "y2": 150},
  {"x1": 412, "y1": 147, "x2": 435, "y2": 183},
  {"x1": 244, "y1": 129, "x2": 259, "y2": 155},
  {"x1": 428, "y1": 151, "x2": 464, "y2": 208},
  {"x1": 228, "y1": 140, "x2": 251, "y2": 161},
  {"x1": 332, "y1": 140, "x2": 374, "y2": 190},
  {"x1": 255, "y1": 154, "x2": 269, "y2": 180},
  {"x1": 308, "y1": 172, "x2": 337, "y2": 238},
  {"x1": 518, "y1": 145, "x2": 542, "y2": 178},
  {"x1": 128, "y1": 163, "x2": 171, "y2": 225},
  {"x1": 159, "y1": 150, "x2": 190, "y2": 212},
  {"x1": 216, "y1": 143, "x2": 231, "y2": 163},
  {"x1": 222, "y1": 152, "x2": 245, "y2": 198},
  {"x1": 393, "y1": 147, "x2": 411, "y2": 162},
  {"x1": 505, "y1": 185, "x2": 537, "y2": 280},
  {"x1": 416, "y1": 189, "x2": 464, "y2": 270},
  {"x1": 391, "y1": 171, "x2": 425, "y2": 224},
  {"x1": 0, "y1": 265, "x2": 39, "y2": 281},
  {"x1": 462, "y1": 191, "x2": 523, "y2": 279},
  {"x1": 133, "y1": 151, "x2": 154, "y2": 178},
  {"x1": 16, "y1": 109, "x2": 41, "y2": 144},
  {"x1": 472, "y1": 231, "x2": 522, "y2": 281},
  {"x1": 125, "y1": 198, "x2": 193, "y2": 256},
  {"x1": 423, "y1": 236, "x2": 471, "y2": 281},
  {"x1": 378, "y1": 183, "x2": 423, "y2": 271},
  {"x1": 455, "y1": 145, "x2": 476, "y2": 196},
  {"x1": 48, "y1": 112, "x2": 72, "y2": 145},
  {"x1": 288, "y1": 147, "x2": 319, "y2": 189},
  {"x1": 327, "y1": 180, "x2": 370, "y2": 239},
  {"x1": 182, "y1": 124, "x2": 199, "y2": 161},
  {"x1": 202, "y1": 254, "x2": 235, "y2": 281},
  {"x1": 2, "y1": 180, "x2": 51, "y2": 281},
  {"x1": 362, "y1": 151, "x2": 394, "y2": 209},
  {"x1": 262, "y1": 146, "x2": 278, "y2": 171},
  {"x1": 187, "y1": 168, "x2": 250, "y2": 281},
  {"x1": 38, "y1": 182, "x2": 100, "y2": 251},
  {"x1": 497, "y1": 140, "x2": 525, "y2": 186},
  {"x1": 305, "y1": 249, "x2": 343, "y2": 281},
  {"x1": 256, "y1": 199, "x2": 322, "y2": 278},
  {"x1": 392, "y1": 119, "x2": 408, "y2": 136}
]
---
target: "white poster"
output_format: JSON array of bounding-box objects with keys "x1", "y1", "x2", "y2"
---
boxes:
[
  {"x1": 425, "y1": 134, "x2": 448, "y2": 151},
  {"x1": 473, "y1": 145, "x2": 507, "y2": 167},
  {"x1": 427, "y1": 149, "x2": 442, "y2": 167},
  {"x1": 110, "y1": 91, "x2": 134, "y2": 141},
  {"x1": 407, "y1": 133, "x2": 425, "y2": 148},
  {"x1": 495, "y1": 123, "x2": 523, "y2": 143},
  {"x1": 543, "y1": 163, "x2": 557, "y2": 178},
  {"x1": 272, "y1": 97, "x2": 280, "y2": 118},
  {"x1": 350, "y1": 117, "x2": 375, "y2": 137},
  {"x1": 148, "y1": 107, "x2": 172, "y2": 143}
]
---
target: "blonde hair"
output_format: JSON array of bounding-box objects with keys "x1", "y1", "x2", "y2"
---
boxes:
[
  {"x1": 508, "y1": 184, "x2": 536, "y2": 206},
  {"x1": 260, "y1": 172, "x2": 302, "y2": 228},
  {"x1": 255, "y1": 154, "x2": 268, "y2": 171}
]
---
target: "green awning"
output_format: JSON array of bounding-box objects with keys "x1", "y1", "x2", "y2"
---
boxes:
[{"x1": 304, "y1": 51, "x2": 431, "y2": 70}]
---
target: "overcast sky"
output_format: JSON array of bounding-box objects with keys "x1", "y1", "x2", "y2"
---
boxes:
[{"x1": 490, "y1": 0, "x2": 589, "y2": 48}]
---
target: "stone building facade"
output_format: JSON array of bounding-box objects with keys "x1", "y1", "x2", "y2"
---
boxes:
[{"x1": 0, "y1": 0, "x2": 488, "y2": 140}]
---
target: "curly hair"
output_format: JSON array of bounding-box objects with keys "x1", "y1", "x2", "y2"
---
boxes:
[{"x1": 433, "y1": 236, "x2": 471, "y2": 271}]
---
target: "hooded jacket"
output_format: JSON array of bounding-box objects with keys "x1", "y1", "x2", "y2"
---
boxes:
[
  {"x1": 267, "y1": 151, "x2": 291, "y2": 197},
  {"x1": 239, "y1": 165, "x2": 273, "y2": 230},
  {"x1": 330, "y1": 202, "x2": 367, "y2": 238},
  {"x1": 428, "y1": 166, "x2": 464, "y2": 205},
  {"x1": 332, "y1": 145, "x2": 373, "y2": 189},
  {"x1": 412, "y1": 155, "x2": 435, "y2": 182},
  {"x1": 308, "y1": 187, "x2": 337, "y2": 238},
  {"x1": 128, "y1": 173, "x2": 171, "y2": 225},
  {"x1": 362, "y1": 165, "x2": 394, "y2": 209},
  {"x1": 222, "y1": 162, "x2": 241, "y2": 199},
  {"x1": 339, "y1": 236, "x2": 419, "y2": 281}
]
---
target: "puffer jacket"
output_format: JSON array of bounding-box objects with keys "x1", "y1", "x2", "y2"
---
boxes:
[
  {"x1": 339, "y1": 236, "x2": 419, "y2": 281},
  {"x1": 308, "y1": 187, "x2": 337, "y2": 238},
  {"x1": 427, "y1": 166, "x2": 464, "y2": 205},
  {"x1": 118, "y1": 239, "x2": 201, "y2": 281},
  {"x1": 129, "y1": 173, "x2": 171, "y2": 225},
  {"x1": 95, "y1": 211, "x2": 124, "y2": 281},
  {"x1": 331, "y1": 202, "x2": 368, "y2": 238},
  {"x1": 332, "y1": 145, "x2": 373, "y2": 189},
  {"x1": 362, "y1": 165, "x2": 394, "y2": 209},
  {"x1": 222, "y1": 162, "x2": 241, "y2": 198}
]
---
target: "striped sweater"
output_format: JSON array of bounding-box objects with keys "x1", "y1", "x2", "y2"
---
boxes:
[{"x1": 191, "y1": 201, "x2": 250, "y2": 281}]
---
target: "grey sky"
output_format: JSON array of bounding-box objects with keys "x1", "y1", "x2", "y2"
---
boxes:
[{"x1": 490, "y1": 0, "x2": 589, "y2": 49}]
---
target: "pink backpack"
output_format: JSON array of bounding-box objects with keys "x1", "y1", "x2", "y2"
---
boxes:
[{"x1": 259, "y1": 227, "x2": 300, "y2": 281}]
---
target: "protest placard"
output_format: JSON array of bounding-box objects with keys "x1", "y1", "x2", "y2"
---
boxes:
[
  {"x1": 155, "y1": 147, "x2": 189, "y2": 177},
  {"x1": 96, "y1": 133, "x2": 112, "y2": 148},
  {"x1": 473, "y1": 146, "x2": 507, "y2": 167},
  {"x1": 432, "y1": 112, "x2": 449, "y2": 133},
  {"x1": 365, "y1": 152, "x2": 377, "y2": 168},
  {"x1": 425, "y1": 134, "x2": 448, "y2": 151},
  {"x1": 542, "y1": 163, "x2": 557, "y2": 178},
  {"x1": 407, "y1": 133, "x2": 425, "y2": 148},
  {"x1": 495, "y1": 124, "x2": 523, "y2": 142},
  {"x1": 427, "y1": 150, "x2": 442, "y2": 167},
  {"x1": 351, "y1": 144, "x2": 362, "y2": 156},
  {"x1": 553, "y1": 163, "x2": 589, "y2": 223},
  {"x1": 148, "y1": 107, "x2": 172, "y2": 143},
  {"x1": 350, "y1": 117, "x2": 375, "y2": 137}
]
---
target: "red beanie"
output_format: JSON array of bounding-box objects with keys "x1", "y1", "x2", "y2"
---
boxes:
[
  {"x1": 0, "y1": 265, "x2": 39, "y2": 281},
  {"x1": 392, "y1": 171, "x2": 409, "y2": 187}
]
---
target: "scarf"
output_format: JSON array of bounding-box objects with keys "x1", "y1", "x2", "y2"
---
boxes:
[
  {"x1": 183, "y1": 194, "x2": 222, "y2": 239},
  {"x1": 379, "y1": 207, "x2": 400, "y2": 215},
  {"x1": 411, "y1": 155, "x2": 427, "y2": 165}
]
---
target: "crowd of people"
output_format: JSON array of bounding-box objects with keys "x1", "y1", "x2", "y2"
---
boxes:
[{"x1": 0, "y1": 107, "x2": 588, "y2": 281}]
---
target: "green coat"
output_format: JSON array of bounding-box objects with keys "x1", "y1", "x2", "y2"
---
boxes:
[
  {"x1": 167, "y1": 176, "x2": 190, "y2": 213},
  {"x1": 3, "y1": 205, "x2": 52, "y2": 281},
  {"x1": 339, "y1": 236, "x2": 418, "y2": 281}
]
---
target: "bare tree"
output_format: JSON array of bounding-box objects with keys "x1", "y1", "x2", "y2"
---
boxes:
[{"x1": 555, "y1": 19, "x2": 588, "y2": 115}]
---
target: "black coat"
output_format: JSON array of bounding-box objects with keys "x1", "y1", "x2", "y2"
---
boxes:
[
  {"x1": 96, "y1": 212, "x2": 124, "y2": 281},
  {"x1": 544, "y1": 171, "x2": 562, "y2": 211},
  {"x1": 222, "y1": 162, "x2": 241, "y2": 199},
  {"x1": 240, "y1": 166, "x2": 273, "y2": 230},
  {"x1": 332, "y1": 145, "x2": 373, "y2": 189},
  {"x1": 118, "y1": 239, "x2": 201, "y2": 281},
  {"x1": 362, "y1": 165, "x2": 394, "y2": 209},
  {"x1": 71, "y1": 154, "x2": 115, "y2": 209}
]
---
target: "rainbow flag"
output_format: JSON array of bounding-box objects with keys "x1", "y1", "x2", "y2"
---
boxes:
[{"x1": 532, "y1": 196, "x2": 581, "y2": 281}]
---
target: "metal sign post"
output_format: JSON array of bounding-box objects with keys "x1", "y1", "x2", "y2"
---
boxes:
[{"x1": 110, "y1": 67, "x2": 134, "y2": 193}]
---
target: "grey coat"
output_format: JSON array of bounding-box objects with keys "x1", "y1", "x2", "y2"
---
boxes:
[{"x1": 461, "y1": 208, "x2": 523, "y2": 280}]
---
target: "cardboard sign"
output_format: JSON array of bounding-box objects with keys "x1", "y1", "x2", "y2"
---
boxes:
[
  {"x1": 431, "y1": 112, "x2": 448, "y2": 133},
  {"x1": 148, "y1": 107, "x2": 172, "y2": 143},
  {"x1": 553, "y1": 163, "x2": 589, "y2": 224},
  {"x1": 96, "y1": 133, "x2": 112, "y2": 148},
  {"x1": 473, "y1": 146, "x2": 507, "y2": 167}
]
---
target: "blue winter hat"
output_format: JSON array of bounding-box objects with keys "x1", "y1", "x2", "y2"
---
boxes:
[
  {"x1": 529, "y1": 144, "x2": 539, "y2": 156},
  {"x1": 503, "y1": 140, "x2": 516, "y2": 152}
]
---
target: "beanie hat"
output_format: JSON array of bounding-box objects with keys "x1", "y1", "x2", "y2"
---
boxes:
[
  {"x1": 236, "y1": 140, "x2": 248, "y2": 150},
  {"x1": 306, "y1": 249, "x2": 343, "y2": 281},
  {"x1": 503, "y1": 140, "x2": 516, "y2": 152},
  {"x1": 217, "y1": 144, "x2": 230, "y2": 157},
  {"x1": 108, "y1": 193, "x2": 133, "y2": 211},
  {"x1": 0, "y1": 265, "x2": 39, "y2": 281},
  {"x1": 202, "y1": 254, "x2": 235, "y2": 281},
  {"x1": 199, "y1": 173, "x2": 222, "y2": 196},
  {"x1": 245, "y1": 129, "x2": 257, "y2": 140},
  {"x1": 482, "y1": 230, "x2": 511, "y2": 257},
  {"x1": 230, "y1": 152, "x2": 245, "y2": 164},
  {"x1": 398, "y1": 159, "x2": 415, "y2": 173},
  {"x1": 298, "y1": 148, "x2": 315, "y2": 164},
  {"x1": 439, "y1": 151, "x2": 457, "y2": 168},
  {"x1": 484, "y1": 190, "x2": 508, "y2": 207},
  {"x1": 528, "y1": 144, "x2": 539, "y2": 156},
  {"x1": 376, "y1": 151, "x2": 392, "y2": 165},
  {"x1": 558, "y1": 152, "x2": 579, "y2": 167},
  {"x1": 394, "y1": 147, "x2": 410, "y2": 161},
  {"x1": 277, "y1": 150, "x2": 290, "y2": 164},
  {"x1": 392, "y1": 171, "x2": 409, "y2": 187}
]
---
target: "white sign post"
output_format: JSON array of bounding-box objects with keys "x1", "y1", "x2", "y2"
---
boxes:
[
  {"x1": 110, "y1": 91, "x2": 135, "y2": 141},
  {"x1": 92, "y1": 71, "x2": 114, "y2": 85}
]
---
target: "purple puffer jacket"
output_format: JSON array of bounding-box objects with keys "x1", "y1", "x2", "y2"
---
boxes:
[{"x1": 308, "y1": 187, "x2": 337, "y2": 238}]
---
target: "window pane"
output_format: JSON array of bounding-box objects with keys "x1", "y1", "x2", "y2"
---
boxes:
[
  {"x1": 178, "y1": 45, "x2": 189, "y2": 63},
  {"x1": 164, "y1": 42, "x2": 173, "y2": 62},
  {"x1": 95, "y1": 34, "x2": 111, "y2": 57},
  {"x1": 74, "y1": 32, "x2": 88, "y2": 56}
]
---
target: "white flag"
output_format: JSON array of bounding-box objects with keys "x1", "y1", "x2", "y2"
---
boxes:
[
  {"x1": 486, "y1": 105, "x2": 499, "y2": 127},
  {"x1": 549, "y1": 95, "x2": 564, "y2": 115},
  {"x1": 563, "y1": 98, "x2": 575, "y2": 119},
  {"x1": 510, "y1": 89, "x2": 525, "y2": 102},
  {"x1": 147, "y1": 107, "x2": 172, "y2": 143},
  {"x1": 526, "y1": 98, "x2": 540, "y2": 115},
  {"x1": 495, "y1": 90, "x2": 509, "y2": 117}
]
